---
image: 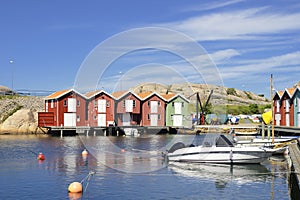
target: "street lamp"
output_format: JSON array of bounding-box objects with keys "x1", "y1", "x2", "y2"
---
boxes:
[{"x1": 9, "y1": 59, "x2": 14, "y2": 94}]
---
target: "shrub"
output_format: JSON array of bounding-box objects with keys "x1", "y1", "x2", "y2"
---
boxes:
[{"x1": 226, "y1": 88, "x2": 237, "y2": 96}]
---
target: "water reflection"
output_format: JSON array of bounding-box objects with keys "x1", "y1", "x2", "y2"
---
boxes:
[
  {"x1": 169, "y1": 162, "x2": 270, "y2": 189},
  {"x1": 80, "y1": 136, "x2": 168, "y2": 173}
]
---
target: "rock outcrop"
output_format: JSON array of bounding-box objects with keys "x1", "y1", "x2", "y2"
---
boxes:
[
  {"x1": 0, "y1": 109, "x2": 45, "y2": 134},
  {"x1": 131, "y1": 82, "x2": 269, "y2": 106},
  {"x1": 0, "y1": 96, "x2": 45, "y2": 134}
]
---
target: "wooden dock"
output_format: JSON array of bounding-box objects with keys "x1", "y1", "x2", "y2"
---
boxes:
[
  {"x1": 44, "y1": 125, "x2": 174, "y2": 137},
  {"x1": 194, "y1": 124, "x2": 258, "y2": 133},
  {"x1": 289, "y1": 139, "x2": 300, "y2": 190}
]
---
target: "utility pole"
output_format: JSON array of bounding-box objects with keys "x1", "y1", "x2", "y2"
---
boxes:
[{"x1": 270, "y1": 74, "x2": 275, "y2": 144}]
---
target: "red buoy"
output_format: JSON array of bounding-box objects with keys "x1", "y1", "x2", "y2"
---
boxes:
[{"x1": 37, "y1": 152, "x2": 45, "y2": 160}]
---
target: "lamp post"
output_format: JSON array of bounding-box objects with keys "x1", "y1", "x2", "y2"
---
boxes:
[{"x1": 9, "y1": 59, "x2": 14, "y2": 95}]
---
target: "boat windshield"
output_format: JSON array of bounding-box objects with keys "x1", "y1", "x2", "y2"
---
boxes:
[{"x1": 202, "y1": 134, "x2": 234, "y2": 147}]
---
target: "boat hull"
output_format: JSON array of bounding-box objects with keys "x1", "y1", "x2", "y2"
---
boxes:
[{"x1": 167, "y1": 146, "x2": 272, "y2": 164}]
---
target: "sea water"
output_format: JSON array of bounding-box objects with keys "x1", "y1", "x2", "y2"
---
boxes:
[{"x1": 0, "y1": 134, "x2": 296, "y2": 200}]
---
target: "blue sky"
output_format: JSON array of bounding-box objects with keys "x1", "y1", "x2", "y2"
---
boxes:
[{"x1": 0, "y1": 0, "x2": 300, "y2": 97}]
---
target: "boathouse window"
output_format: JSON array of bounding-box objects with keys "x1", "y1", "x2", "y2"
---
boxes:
[
  {"x1": 64, "y1": 100, "x2": 67, "y2": 107},
  {"x1": 158, "y1": 101, "x2": 161, "y2": 107},
  {"x1": 106, "y1": 100, "x2": 110, "y2": 107},
  {"x1": 123, "y1": 100, "x2": 126, "y2": 107},
  {"x1": 133, "y1": 100, "x2": 136, "y2": 107},
  {"x1": 182, "y1": 102, "x2": 184, "y2": 107},
  {"x1": 77, "y1": 100, "x2": 80, "y2": 107},
  {"x1": 147, "y1": 114, "x2": 150, "y2": 120},
  {"x1": 276, "y1": 100, "x2": 280, "y2": 112},
  {"x1": 286, "y1": 99, "x2": 290, "y2": 112},
  {"x1": 172, "y1": 102, "x2": 175, "y2": 107},
  {"x1": 158, "y1": 114, "x2": 161, "y2": 120},
  {"x1": 77, "y1": 115, "x2": 80, "y2": 122},
  {"x1": 148, "y1": 101, "x2": 150, "y2": 107},
  {"x1": 125, "y1": 100, "x2": 133, "y2": 112},
  {"x1": 94, "y1": 115, "x2": 97, "y2": 120},
  {"x1": 298, "y1": 97, "x2": 300, "y2": 112},
  {"x1": 51, "y1": 100, "x2": 54, "y2": 108},
  {"x1": 45, "y1": 101, "x2": 48, "y2": 112}
]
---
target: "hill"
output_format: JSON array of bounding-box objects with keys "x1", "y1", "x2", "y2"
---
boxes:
[{"x1": 130, "y1": 82, "x2": 269, "y2": 106}]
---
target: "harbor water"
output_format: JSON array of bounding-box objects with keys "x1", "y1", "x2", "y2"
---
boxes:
[{"x1": 0, "y1": 134, "x2": 297, "y2": 200}]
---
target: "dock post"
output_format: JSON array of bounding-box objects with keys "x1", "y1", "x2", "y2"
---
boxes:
[
  {"x1": 104, "y1": 129, "x2": 106, "y2": 136},
  {"x1": 267, "y1": 125, "x2": 270, "y2": 140},
  {"x1": 261, "y1": 122, "x2": 265, "y2": 140},
  {"x1": 60, "y1": 124, "x2": 63, "y2": 138},
  {"x1": 94, "y1": 130, "x2": 96, "y2": 136}
]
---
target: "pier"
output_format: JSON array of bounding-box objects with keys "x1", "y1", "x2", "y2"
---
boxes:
[
  {"x1": 45, "y1": 125, "x2": 176, "y2": 137},
  {"x1": 289, "y1": 139, "x2": 300, "y2": 192},
  {"x1": 194, "y1": 124, "x2": 259, "y2": 134}
]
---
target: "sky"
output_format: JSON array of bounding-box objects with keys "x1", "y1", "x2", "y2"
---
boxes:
[{"x1": 1, "y1": 0, "x2": 300, "y2": 97}]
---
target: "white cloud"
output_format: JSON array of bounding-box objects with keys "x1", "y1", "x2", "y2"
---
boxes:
[
  {"x1": 215, "y1": 51, "x2": 300, "y2": 87},
  {"x1": 229, "y1": 51, "x2": 300, "y2": 72},
  {"x1": 209, "y1": 49, "x2": 240, "y2": 64},
  {"x1": 182, "y1": 0, "x2": 245, "y2": 12},
  {"x1": 160, "y1": 7, "x2": 300, "y2": 41}
]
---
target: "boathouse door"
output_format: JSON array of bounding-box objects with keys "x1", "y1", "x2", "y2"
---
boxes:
[
  {"x1": 98, "y1": 114, "x2": 106, "y2": 126},
  {"x1": 64, "y1": 113, "x2": 76, "y2": 126},
  {"x1": 286, "y1": 113, "x2": 290, "y2": 126},
  {"x1": 150, "y1": 114, "x2": 158, "y2": 126},
  {"x1": 122, "y1": 113, "x2": 130, "y2": 126},
  {"x1": 173, "y1": 115, "x2": 183, "y2": 126}
]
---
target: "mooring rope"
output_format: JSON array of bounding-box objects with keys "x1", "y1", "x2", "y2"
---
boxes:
[{"x1": 80, "y1": 171, "x2": 96, "y2": 193}]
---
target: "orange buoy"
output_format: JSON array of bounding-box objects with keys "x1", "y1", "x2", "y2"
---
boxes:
[
  {"x1": 82, "y1": 149, "x2": 88, "y2": 156},
  {"x1": 37, "y1": 152, "x2": 45, "y2": 160},
  {"x1": 68, "y1": 182, "x2": 83, "y2": 193}
]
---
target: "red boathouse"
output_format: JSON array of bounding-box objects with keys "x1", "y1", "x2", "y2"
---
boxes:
[{"x1": 38, "y1": 89, "x2": 87, "y2": 127}]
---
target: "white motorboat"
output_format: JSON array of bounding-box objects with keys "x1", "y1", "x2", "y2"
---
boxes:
[
  {"x1": 234, "y1": 137, "x2": 295, "y2": 155},
  {"x1": 167, "y1": 134, "x2": 273, "y2": 164}
]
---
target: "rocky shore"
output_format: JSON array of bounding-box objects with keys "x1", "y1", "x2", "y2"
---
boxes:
[{"x1": 0, "y1": 96, "x2": 47, "y2": 134}]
